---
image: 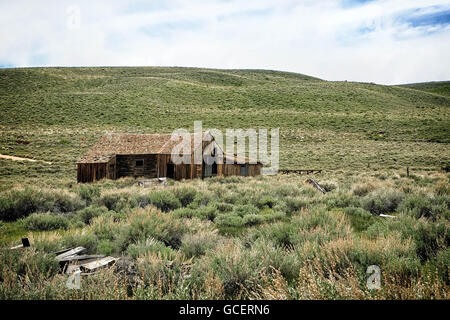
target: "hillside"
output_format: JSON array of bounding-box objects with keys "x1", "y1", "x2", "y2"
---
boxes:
[
  {"x1": 0, "y1": 67, "x2": 449, "y2": 188},
  {"x1": 398, "y1": 81, "x2": 450, "y2": 97}
]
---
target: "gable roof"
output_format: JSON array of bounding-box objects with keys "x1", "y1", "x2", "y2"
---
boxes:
[{"x1": 77, "y1": 132, "x2": 261, "y2": 164}]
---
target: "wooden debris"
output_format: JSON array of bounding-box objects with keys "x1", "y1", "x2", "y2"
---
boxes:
[
  {"x1": 10, "y1": 238, "x2": 30, "y2": 250},
  {"x1": 379, "y1": 214, "x2": 397, "y2": 219},
  {"x1": 80, "y1": 257, "x2": 117, "y2": 272},
  {"x1": 58, "y1": 254, "x2": 105, "y2": 263},
  {"x1": 281, "y1": 169, "x2": 322, "y2": 175},
  {"x1": 138, "y1": 177, "x2": 167, "y2": 187},
  {"x1": 56, "y1": 247, "x2": 87, "y2": 261},
  {"x1": 306, "y1": 178, "x2": 327, "y2": 194}
]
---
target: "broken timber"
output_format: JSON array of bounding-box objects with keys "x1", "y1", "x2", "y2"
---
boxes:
[
  {"x1": 55, "y1": 247, "x2": 87, "y2": 261},
  {"x1": 281, "y1": 169, "x2": 322, "y2": 175},
  {"x1": 80, "y1": 257, "x2": 117, "y2": 272},
  {"x1": 306, "y1": 178, "x2": 327, "y2": 194}
]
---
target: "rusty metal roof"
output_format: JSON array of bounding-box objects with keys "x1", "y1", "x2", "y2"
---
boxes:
[{"x1": 77, "y1": 132, "x2": 261, "y2": 164}]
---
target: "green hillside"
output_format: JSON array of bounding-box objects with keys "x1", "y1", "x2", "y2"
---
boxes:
[
  {"x1": 398, "y1": 81, "x2": 450, "y2": 97},
  {"x1": 0, "y1": 67, "x2": 449, "y2": 187}
]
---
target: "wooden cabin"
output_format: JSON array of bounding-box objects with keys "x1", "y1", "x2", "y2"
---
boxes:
[{"x1": 77, "y1": 132, "x2": 263, "y2": 183}]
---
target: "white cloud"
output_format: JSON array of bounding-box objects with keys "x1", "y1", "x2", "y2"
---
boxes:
[{"x1": 0, "y1": 0, "x2": 449, "y2": 84}]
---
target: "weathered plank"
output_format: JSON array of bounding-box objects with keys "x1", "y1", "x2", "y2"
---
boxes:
[
  {"x1": 58, "y1": 254, "x2": 105, "y2": 263},
  {"x1": 80, "y1": 256, "x2": 117, "y2": 272},
  {"x1": 56, "y1": 247, "x2": 86, "y2": 261},
  {"x1": 306, "y1": 178, "x2": 327, "y2": 194}
]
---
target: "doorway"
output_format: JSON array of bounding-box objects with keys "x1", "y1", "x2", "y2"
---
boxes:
[{"x1": 166, "y1": 163, "x2": 175, "y2": 179}]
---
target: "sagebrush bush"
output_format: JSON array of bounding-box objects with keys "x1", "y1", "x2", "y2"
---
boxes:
[
  {"x1": 22, "y1": 212, "x2": 70, "y2": 231},
  {"x1": 174, "y1": 187, "x2": 197, "y2": 207},
  {"x1": 413, "y1": 221, "x2": 449, "y2": 262},
  {"x1": 214, "y1": 214, "x2": 244, "y2": 228},
  {"x1": 172, "y1": 207, "x2": 196, "y2": 219},
  {"x1": 116, "y1": 208, "x2": 186, "y2": 250},
  {"x1": 127, "y1": 238, "x2": 175, "y2": 259},
  {"x1": 181, "y1": 230, "x2": 220, "y2": 258},
  {"x1": 76, "y1": 184, "x2": 101, "y2": 204},
  {"x1": 242, "y1": 214, "x2": 265, "y2": 226},
  {"x1": 352, "y1": 183, "x2": 376, "y2": 197},
  {"x1": 148, "y1": 191, "x2": 181, "y2": 212},
  {"x1": 98, "y1": 192, "x2": 134, "y2": 212},
  {"x1": 194, "y1": 205, "x2": 218, "y2": 221},
  {"x1": 76, "y1": 205, "x2": 109, "y2": 224},
  {"x1": 398, "y1": 194, "x2": 449, "y2": 220},
  {"x1": 284, "y1": 197, "x2": 307, "y2": 215},
  {"x1": 0, "y1": 188, "x2": 83, "y2": 221},
  {"x1": 233, "y1": 204, "x2": 259, "y2": 217},
  {"x1": 256, "y1": 196, "x2": 277, "y2": 209},
  {"x1": 361, "y1": 190, "x2": 405, "y2": 215}
]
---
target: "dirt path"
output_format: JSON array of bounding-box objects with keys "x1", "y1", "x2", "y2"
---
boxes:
[{"x1": 0, "y1": 154, "x2": 52, "y2": 164}]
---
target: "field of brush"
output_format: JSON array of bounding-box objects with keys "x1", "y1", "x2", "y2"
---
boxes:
[{"x1": 0, "y1": 67, "x2": 449, "y2": 299}]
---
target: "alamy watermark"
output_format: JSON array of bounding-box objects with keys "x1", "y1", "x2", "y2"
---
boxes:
[
  {"x1": 66, "y1": 5, "x2": 81, "y2": 30},
  {"x1": 170, "y1": 121, "x2": 279, "y2": 175},
  {"x1": 366, "y1": 265, "x2": 381, "y2": 290}
]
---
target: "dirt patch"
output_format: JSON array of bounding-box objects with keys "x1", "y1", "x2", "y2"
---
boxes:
[{"x1": 0, "y1": 154, "x2": 52, "y2": 164}]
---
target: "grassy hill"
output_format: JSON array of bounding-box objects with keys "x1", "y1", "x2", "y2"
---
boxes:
[
  {"x1": 399, "y1": 81, "x2": 450, "y2": 97},
  {"x1": 0, "y1": 67, "x2": 449, "y2": 188}
]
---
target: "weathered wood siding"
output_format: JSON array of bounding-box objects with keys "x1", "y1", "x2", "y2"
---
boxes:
[
  {"x1": 222, "y1": 163, "x2": 262, "y2": 177},
  {"x1": 116, "y1": 154, "x2": 157, "y2": 178},
  {"x1": 77, "y1": 163, "x2": 108, "y2": 183}
]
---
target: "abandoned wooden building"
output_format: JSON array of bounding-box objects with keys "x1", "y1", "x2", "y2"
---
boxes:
[{"x1": 77, "y1": 132, "x2": 263, "y2": 183}]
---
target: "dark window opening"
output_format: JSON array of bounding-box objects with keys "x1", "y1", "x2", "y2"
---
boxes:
[
  {"x1": 167, "y1": 163, "x2": 175, "y2": 179},
  {"x1": 135, "y1": 159, "x2": 144, "y2": 167},
  {"x1": 212, "y1": 162, "x2": 217, "y2": 175}
]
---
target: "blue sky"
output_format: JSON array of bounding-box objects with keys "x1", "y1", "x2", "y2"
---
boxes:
[{"x1": 0, "y1": 0, "x2": 449, "y2": 84}]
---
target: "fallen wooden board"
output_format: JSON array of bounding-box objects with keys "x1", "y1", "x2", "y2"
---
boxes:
[
  {"x1": 56, "y1": 247, "x2": 86, "y2": 261},
  {"x1": 306, "y1": 178, "x2": 327, "y2": 194},
  {"x1": 281, "y1": 169, "x2": 322, "y2": 175},
  {"x1": 80, "y1": 257, "x2": 117, "y2": 272},
  {"x1": 379, "y1": 214, "x2": 397, "y2": 219},
  {"x1": 58, "y1": 254, "x2": 105, "y2": 263}
]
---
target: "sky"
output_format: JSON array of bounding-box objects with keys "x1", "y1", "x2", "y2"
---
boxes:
[{"x1": 0, "y1": 0, "x2": 450, "y2": 84}]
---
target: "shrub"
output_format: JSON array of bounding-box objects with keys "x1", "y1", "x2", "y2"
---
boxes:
[
  {"x1": 181, "y1": 231, "x2": 220, "y2": 258},
  {"x1": 76, "y1": 185, "x2": 101, "y2": 204},
  {"x1": 203, "y1": 241, "x2": 264, "y2": 299},
  {"x1": 325, "y1": 192, "x2": 360, "y2": 210},
  {"x1": 274, "y1": 185, "x2": 301, "y2": 197},
  {"x1": 98, "y1": 193, "x2": 131, "y2": 212},
  {"x1": 0, "y1": 188, "x2": 83, "y2": 221},
  {"x1": 127, "y1": 238, "x2": 175, "y2": 259},
  {"x1": 242, "y1": 214, "x2": 265, "y2": 226},
  {"x1": 256, "y1": 196, "x2": 277, "y2": 209},
  {"x1": 342, "y1": 207, "x2": 376, "y2": 232},
  {"x1": 284, "y1": 197, "x2": 307, "y2": 215},
  {"x1": 398, "y1": 194, "x2": 449, "y2": 220},
  {"x1": 148, "y1": 191, "x2": 181, "y2": 212},
  {"x1": 352, "y1": 183, "x2": 376, "y2": 197},
  {"x1": 172, "y1": 207, "x2": 196, "y2": 219},
  {"x1": 214, "y1": 214, "x2": 244, "y2": 228},
  {"x1": 116, "y1": 208, "x2": 186, "y2": 250},
  {"x1": 361, "y1": 190, "x2": 405, "y2": 215},
  {"x1": 413, "y1": 221, "x2": 449, "y2": 262},
  {"x1": 233, "y1": 204, "x2": 259, "y2": 217},
  {"x1": 174, "y1": 187, "x2": 197, "y2": 207},
  {"x1": 214, "y1": 202, "x2": 234, "y2": 213},
  {"x1": 76, "y1": 205, "x2": 109, "y2": 224},
  {"x1": 22, "y1": 213, "x2": 70, "y2": 231},
  {"x1": 320, "y1": 181, "x2": 338, "y2": 192},
  {"x1": 194, "y1": 205, "x2": 218, "y2": 221},
  {"x1": 187, "y1": 192, "x2": 212, "y2": 209},
  {"x1": 97, "y1": 239, "x2": 117, "y2": 256}
]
